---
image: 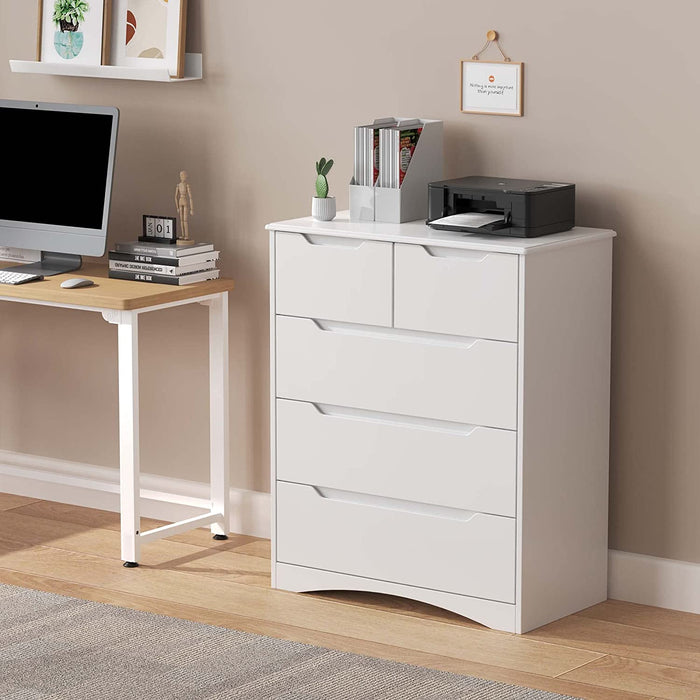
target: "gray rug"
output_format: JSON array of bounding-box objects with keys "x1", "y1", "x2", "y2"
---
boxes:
[{"x1": 0, "y1": 583, "x2": 580, "y2": 699}]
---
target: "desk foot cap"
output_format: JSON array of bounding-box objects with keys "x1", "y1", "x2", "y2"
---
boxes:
[
  {"x1": 123, "y1": 561, "x2": 139, "y2": 568},
  {"x1": 212, "y1": 534, "x2": 229, "y2": 541}
]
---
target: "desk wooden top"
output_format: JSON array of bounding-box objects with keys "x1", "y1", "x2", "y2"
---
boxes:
[{"x1": 0, "y1": 263, "x2": 234, "y2": 311}]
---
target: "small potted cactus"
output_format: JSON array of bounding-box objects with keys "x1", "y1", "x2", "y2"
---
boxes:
[{"x1": 312, "y1": 157, "x2": 336, "y2": 221}]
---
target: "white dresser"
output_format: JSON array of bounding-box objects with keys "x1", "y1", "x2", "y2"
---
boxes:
[{"x1": 267, "y1": 213, "x2": 615, "y2": 633}]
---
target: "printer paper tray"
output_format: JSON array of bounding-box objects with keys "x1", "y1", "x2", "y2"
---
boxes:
[
  {"x1": 428, "y1": 222, "x2": 511, "y2": 234},
  {"x1": 427, "y1": 212, "x2": 511, "y2": 235}
]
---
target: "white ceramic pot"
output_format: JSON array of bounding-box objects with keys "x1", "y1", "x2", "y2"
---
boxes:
[{"x1": 312, "y1": 196, "x2": 336, "y2": 221}]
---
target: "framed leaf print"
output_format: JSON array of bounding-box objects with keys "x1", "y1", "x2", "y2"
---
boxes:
[{"x1": 38, "y1": 0, "x2": 112, "y2": 66}]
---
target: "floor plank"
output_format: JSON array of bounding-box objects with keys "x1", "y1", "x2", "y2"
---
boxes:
[
  {"x1": 0, "y1": 540, "x2": 603, "y2": 678},
  {"x1": 8, "y1": 499, "x2": 268, "y2": 554},
  {"x1": 578, "y1": 600, "x2": 700, "y2": 641},
  {"x1": 0, "y1": 510, "x2": 270, "y2": 587},
  {"x1": 0, "y1": 568, "x2": 651, "y2": 700},
  {"x1": 0, "y1": 493, "x2": 39, "y2": 511},
  {"x1": 529, "y1": 615, "x2": 700, "y2": 671},
  {"x1": 559, "y1": 655, "x2": 700, "y2": 699}
]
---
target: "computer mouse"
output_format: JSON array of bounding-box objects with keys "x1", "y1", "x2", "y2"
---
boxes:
[{"x1": 60, "y1": 278, "x2": 95, "y2": 289}]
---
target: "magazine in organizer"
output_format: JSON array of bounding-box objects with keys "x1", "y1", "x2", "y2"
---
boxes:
[{"x1": 349, "y1": 118, "x2": 443, "y2": 223}]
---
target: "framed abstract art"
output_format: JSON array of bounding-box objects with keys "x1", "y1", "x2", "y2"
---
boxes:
[
  {"x1": 37, "y1": 0, "x2": 112, "y2": 65},
  {"x1": 110, "y1": 0, "x2": 188, "y2": 78}
]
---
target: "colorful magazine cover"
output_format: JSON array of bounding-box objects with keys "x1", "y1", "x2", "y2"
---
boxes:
[{"x1": 399, "y1": 128, "x2": 423, "y2": 186}]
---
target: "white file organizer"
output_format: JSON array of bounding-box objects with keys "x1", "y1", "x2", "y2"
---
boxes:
[{"x1": 350, "y1": 119, "x2": 443, "y2": 223}]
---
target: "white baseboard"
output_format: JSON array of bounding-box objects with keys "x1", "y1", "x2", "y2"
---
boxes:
[
  {"x1": 2, "y1": 449, "x2": 699, "y2": 616},
  {"x1": 608, "y1": 549, "x2": 700, "y2": 615},
  {"x1": 0, "y1": 449, "x2": 270, "y2": 539}
]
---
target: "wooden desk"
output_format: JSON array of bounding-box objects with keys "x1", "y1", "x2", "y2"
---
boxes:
[
  {"x1": 0, "y1": 262, "x2": 233, "y2": 309},
  {"x1": 0, "y1": 264, "x2": 235, "y2": 566}
]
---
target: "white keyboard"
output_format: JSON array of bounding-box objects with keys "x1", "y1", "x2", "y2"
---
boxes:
[{"x1": 0, "y1": 270, "x2": 44, "y2": 285}]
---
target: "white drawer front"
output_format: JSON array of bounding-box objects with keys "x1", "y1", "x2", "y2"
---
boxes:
[
  {"x1": 276, "y1": 399, "x2": 516, "y2": 516},
  {"x1": 277, "y1": 481, "x2": 516, "y2": 603},
  {"x1": 275, "y1": 232, "x2": 392, "y2": 326},
  {"x1": 394, "y1": 244, "x2": 519, "y2": 342},
  {"x1": 276, "y1": 316, "x2": 518, "y2": 430}
]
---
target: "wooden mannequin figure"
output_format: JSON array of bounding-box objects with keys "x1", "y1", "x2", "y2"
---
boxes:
[{"x1": 175, "y1": 170, "x2": 195, "y2": 241}]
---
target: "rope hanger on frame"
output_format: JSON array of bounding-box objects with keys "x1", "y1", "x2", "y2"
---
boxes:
[{"x1": 472, "y1": 29, "x2": 511, "y2": 63}]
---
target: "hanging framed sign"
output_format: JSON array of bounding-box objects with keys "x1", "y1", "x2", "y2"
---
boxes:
[{"x1": 460, "y1": 30, "x2": 524, "y2": 117}]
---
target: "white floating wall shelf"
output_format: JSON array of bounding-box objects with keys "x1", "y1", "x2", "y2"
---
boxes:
[{"x1": 9, "y1": 53, "x2": 202, "y2": 83}]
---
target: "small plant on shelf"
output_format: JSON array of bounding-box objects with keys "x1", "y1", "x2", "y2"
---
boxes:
[
  {"x1": 312, "y1": 157, "x2": 336, "y2": 221},
  {"x1": 53, "y1": 0, "x2": 90, "y2": 32},
  {"x1": 315, "y1": 157, "x2": 334, "y2": 198}
]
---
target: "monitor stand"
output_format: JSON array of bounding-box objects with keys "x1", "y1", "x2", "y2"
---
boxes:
[{"x1": 1, "y1": 252, "x2": 82, "y2": 277}]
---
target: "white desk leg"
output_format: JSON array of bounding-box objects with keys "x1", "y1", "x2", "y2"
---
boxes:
[
  {"x1": 116, "y1": 311, "x2": 141, "y2": 566},
  {"x1": 207, "y1": 293, "x2": 230, "y2": 539}
]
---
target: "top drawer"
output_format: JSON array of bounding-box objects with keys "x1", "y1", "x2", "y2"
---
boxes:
[
  {"x1": 275, "y1": 232, "x2": 392, "y2": 326},
  {"x1": 394, "y1": 244, "x2": 519, "y2": 342}
]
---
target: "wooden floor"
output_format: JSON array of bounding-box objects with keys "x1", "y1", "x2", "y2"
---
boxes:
[{"x1": 0, "y1": 493, "x2": 698, "y2": 700}]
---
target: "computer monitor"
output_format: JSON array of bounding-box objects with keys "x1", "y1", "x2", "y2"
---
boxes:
[{"x1": 0, "y1": 100, "x2": 119, "y2": 275}]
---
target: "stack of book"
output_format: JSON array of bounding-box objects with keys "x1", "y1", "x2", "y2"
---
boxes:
[{"x1": 108, "y1": 240, "x2": 220, "y2": 285}]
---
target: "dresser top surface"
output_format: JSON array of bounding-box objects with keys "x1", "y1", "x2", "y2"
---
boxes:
[{"x1": 266, "y1": 212, "x2": 615, "y2": 254}]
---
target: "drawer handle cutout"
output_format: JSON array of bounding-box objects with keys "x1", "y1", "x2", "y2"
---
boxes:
[
  {"x1": 311, "y1": 402, "x2": 479, "y2": 436},
  {"x1": 308, "y1": 485, "x2": 481, "y2": 522},
  {"x1": 300, "y1": 233, "x2": 367, "y2": 249},
  {"x1": 419, "y1": 246, "x2": 490, "y2": 262},
  {"x1": 309, "y1": 318, "x2": 483, "y2": 349}
]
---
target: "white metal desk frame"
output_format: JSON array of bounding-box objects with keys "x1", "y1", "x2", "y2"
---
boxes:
[{"x1": 0, "y1": 290, "x2": 230, "y2": 566}]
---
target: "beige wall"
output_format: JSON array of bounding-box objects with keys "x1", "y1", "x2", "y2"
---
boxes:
[{"x1": 1, "y1": 1, "x2": 699, "y2": 563}]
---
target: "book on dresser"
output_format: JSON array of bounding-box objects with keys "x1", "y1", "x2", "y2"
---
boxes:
[{"x1": 353, "y1": 117, "x2": 398, "y2": 187}]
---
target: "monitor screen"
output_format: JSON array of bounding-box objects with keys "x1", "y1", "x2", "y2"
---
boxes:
[
  {"x1": 0, "y1": 100, "x2": 118, "y2": 261},
  {"x1": 0, "y1": 107, "x2": 114, "y2": 230}
]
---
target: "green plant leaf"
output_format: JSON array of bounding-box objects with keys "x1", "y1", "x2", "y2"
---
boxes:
[
  {"x1": 315, "y1": 173, "x2": 328, "y2": 198},
  {"x1": 321, "y1": 159, "x2": 334, "y2": 176},
  {"x1": 53, "y1": 0, "x2": 88, "y2": 25},
  {"x1": 318, "y1": 157, "x2": 326, "y2": 173}
]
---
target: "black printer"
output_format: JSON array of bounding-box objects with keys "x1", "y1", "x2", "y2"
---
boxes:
[{"x1": 427, "y1": 176, "x2": 575, "y2": 238}]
